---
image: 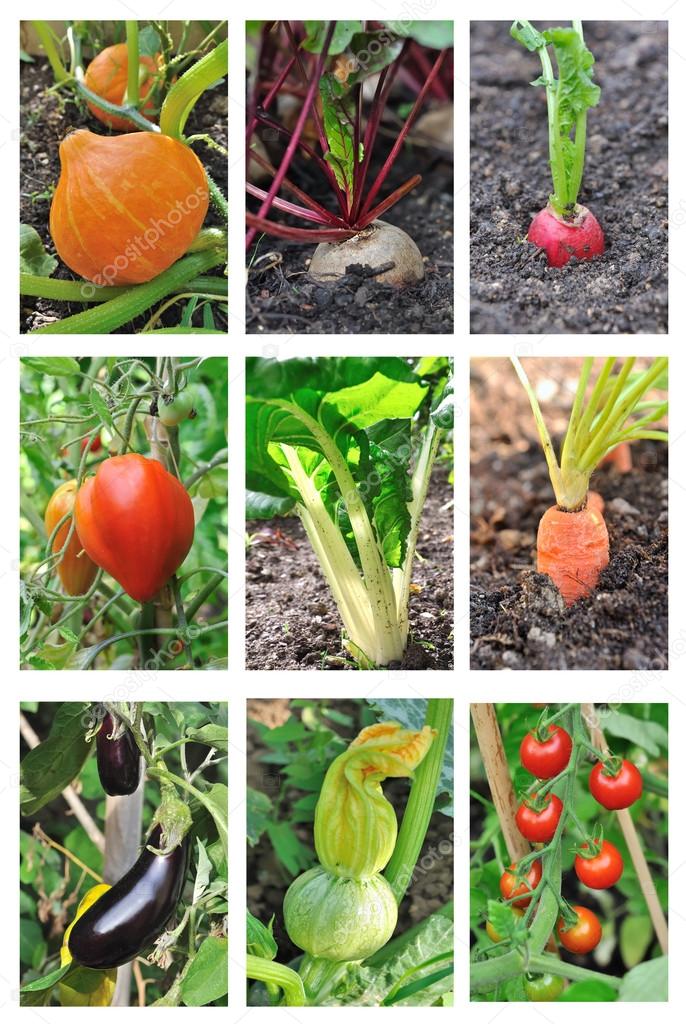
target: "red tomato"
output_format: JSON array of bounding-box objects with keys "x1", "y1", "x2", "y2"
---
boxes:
[
  {"x1": 82, "y1": 435, "x2": 102, "y2": 454},
  {"x1": 515, "y1": 793, "x2": 563, "y2": 843},
  {"x1": 589, "y1": 760, "x2": 643, "y2": 810},
  {"x1": 520, "y1": 724, "x2": 572, "y2": 779},
  {"x1": 499, "y1": 860, "x2": 542, "y2": 907},
  {"x1": 557, "y1": 905, "x2": 602, "y2": 954},
  {"x1": 74, "y1": 453, "x2": 195, "y2": 603},
  {"x1": 574, "y1": 839, "x2": 623, "y2": 889}
]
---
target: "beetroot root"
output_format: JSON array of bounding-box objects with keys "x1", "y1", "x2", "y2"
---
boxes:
[{"x1": 528, "y1": 203, "x2": 604, "y2": 268}]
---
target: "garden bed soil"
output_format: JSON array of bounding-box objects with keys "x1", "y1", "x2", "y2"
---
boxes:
[
  {"x1": 470, "y1": 359, "x2": 668, "y2": 670},
  {"x1": 246, "y1": 467, "x2": 454, "y2": 670},
  {"x1": 246, "y1": 145, "x2": 453, "y2": 334},
  {"x1": 247, "y1": 700, "x2": 453, "y2": 967},
  {"x1": 470, "y1": 21, "x2": 668, "y2": 334},
  {"x1": 20, "y1": 56, "x2": 227, "y2": 333}
]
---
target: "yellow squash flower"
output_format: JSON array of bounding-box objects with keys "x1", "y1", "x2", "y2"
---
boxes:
[
  {"x1": 314, "y1": 721, "x2": 435, "y2": 879},
  {"x1": 58, "y1": 883, "x2": 117, "y2": 1006}
]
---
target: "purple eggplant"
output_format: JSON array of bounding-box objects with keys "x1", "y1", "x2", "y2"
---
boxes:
[
  {"x1": 68, "y1": 825, "x2": 189, "y2": 968},
  {"x1": 96, "y1": 712, "x2": 141, "y2": 796}
]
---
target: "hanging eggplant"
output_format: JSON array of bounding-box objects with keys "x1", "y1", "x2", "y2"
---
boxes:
[
  {"x1": 96, "y1": 711, "x2": 142, "y2": 796},
  {"x1": 68, "y1": 826, "x2": 189, "y2": 969}
]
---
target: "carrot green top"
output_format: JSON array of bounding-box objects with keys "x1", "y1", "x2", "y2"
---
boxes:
[{"x1": 512, "y1": 357, "x2": 668, "y2": 511}]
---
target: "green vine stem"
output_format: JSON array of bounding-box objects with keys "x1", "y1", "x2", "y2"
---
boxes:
[
  {"x1": 29, "y1": 250, "x2": 224, "y2": 334},
  {"x1": 20, "y1": 273, "x2": 226, "y2": 302},
  {"x1": 206, "y1": 172, "x2": 228, "y2": 222},
  {"x1": 125, "y1": 22, "x2": 140, "y2": 108},
  {"x1": 246, "y1": 955, "x2": 305, "y2": 1006},
  {"x1": 160, "y1": 38, "x2": 227, "y2": 140},
  {"x1": 21, "y1": 275, "x2": 127, "y2": 302},
  {"x1": 384, "y1": 698, "x2": 453, "y2": 902},
  {"x1": 67, "y1": 26, "x2": 158, "y2": 133},
  {"x1": 31, "y1": 22, "x2": 69, "y2": 82}
]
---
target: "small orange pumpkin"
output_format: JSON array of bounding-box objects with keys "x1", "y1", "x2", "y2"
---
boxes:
[
  {"x1": 44, "y1": 480, "x2": 98, "y2": 596},
  {"x1": 49, "y1": 130, "x2": 209, "y2": 285},
  {"x1": 85, "y1": 43, "x2": 162, "y2": 131}
]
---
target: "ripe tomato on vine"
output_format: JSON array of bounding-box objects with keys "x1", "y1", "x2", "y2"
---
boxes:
[
  {"x1": 499, "y1": 860, "x2": 542, "y2": 907},
  {"x1": 520, "y1": 724, "x2": 572, "y2": 779},
  {"x1": 574, "y1": 839, "x2": 623, "y2": 889},
  {"x1": 589, "y1": 759, "x2": 643, "y2": 810},
  {"x1": 515, "y1": 793, "x2": 563, "y2": 843},
  {"x1": 557, "y1": 905, "x2": 602, "y2": 954}
]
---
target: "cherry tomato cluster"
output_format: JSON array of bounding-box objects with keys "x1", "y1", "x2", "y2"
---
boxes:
[{"x1": 501, "y1": 717, "x2": 645, "y2": 985}]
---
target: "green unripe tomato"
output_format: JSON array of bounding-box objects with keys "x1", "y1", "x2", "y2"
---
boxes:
[
  {"x1": 524, "y1": 972, "x2": 565, "y2": 1002},
  {"x1": 158, "y1": 388, "x2": 196, "y2": 427},
  {"x1": 283, "y1": 865, "x2": 397, "y2": 962}
]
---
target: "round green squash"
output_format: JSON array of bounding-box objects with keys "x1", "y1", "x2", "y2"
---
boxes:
[{"x1": 283, "y1": 865, "x2": 397, "y2": 962}]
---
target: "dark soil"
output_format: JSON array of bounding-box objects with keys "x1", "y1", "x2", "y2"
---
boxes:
[
  {"x1": 470, "y1": 359, "x2": 668, "y2": 670},
  {"x1": 247, "y1": 134, "x2": 453, "y2": 334},
  {"x1": 470, "y1": 21, "x2": 668, "y2": 334},
  {"x1": 246, "y1": 467, "x2": 454, "y2": 670},
  {"x1": 247, "y1": 699, "x2": 453, "y2": 966},
  {"x1": 20, "y1": 55, "x2": 227, "y2": 333}
]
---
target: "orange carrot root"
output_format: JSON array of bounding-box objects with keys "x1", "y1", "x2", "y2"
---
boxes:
[
  {"x1": 601, "y1": 442, "x2": 632, "y2": 474},
  {"x1": 587, "y1": 490, "x2": 605, "y2": 515},
  {"x1": 537, "y1": 504, "x2": 609, "y2": 606}
]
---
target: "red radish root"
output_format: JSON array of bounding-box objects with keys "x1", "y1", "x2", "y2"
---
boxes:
[
  {"x1": 537, "y1": 504, "x2": 609, "y2": 605},
  {"x1": 528, "y1": 204, "x2": 604, "y2": 268}
]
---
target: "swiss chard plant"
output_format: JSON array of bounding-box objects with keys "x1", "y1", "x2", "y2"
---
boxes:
[
  {"x1": 246, "y1": 19, "x2": 453, "y2": 277},
  {"x1": 247, "y1": 698, "x2": 454, "y2": 1007},
  {"x1": 245, "y1": 356, "x2": 453, "y2": 668}
]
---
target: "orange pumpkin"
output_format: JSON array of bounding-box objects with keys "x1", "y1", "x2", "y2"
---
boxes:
[
  {"x1": 85, "y1": 43, "x2": 162, "y2": 131},
  {"x1": 44, "y1": 480, "x2": 98, "y2": 596},
  {"x1": 49, "y1": 130, "x2": 209, "y2": 285}
]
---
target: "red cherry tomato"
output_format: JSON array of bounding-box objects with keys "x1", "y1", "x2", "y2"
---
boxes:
[
  {"x1": 81, "y1": 435, "x2": 102, "y2": 454},
  {"x1": 515, "y1": 793, "x2": 563, "y2": 843},
  {"x1": 589, "y1": 760, "x2": 643, "y2": 810},
  {"x1": 574, "y1": 839, "x2": 623, "y2": 889},
  {"x1": 499, "y1": 860, "x2": 542, "y2": 907},
  {"x1": 520, "y1": 724, "x2": 573, "y2": 779},
  {"x1": 557, "y1": 905, "x2": 602, "y2": 954}
]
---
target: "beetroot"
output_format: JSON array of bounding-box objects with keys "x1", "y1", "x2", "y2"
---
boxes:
[{"x1": 528, "y1": 204, "x2": 605, "y2": 268}]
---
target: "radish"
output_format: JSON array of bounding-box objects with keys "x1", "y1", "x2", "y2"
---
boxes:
[
  {"x1": 527, "y1": 204, "x2": 604, "y2": 268},
  {"x1": 511, "y1": 20, "x2": 604, "y2": 267}
]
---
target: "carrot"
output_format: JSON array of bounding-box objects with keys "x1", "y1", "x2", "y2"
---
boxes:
[
  {"x1": 601, "y1": 442, "x2": 632, "y2": 473},
  {"x1": 537, "y1": 504, "x2": 609, "y2": 605},
  {"x1": 587, "y1": 490, "x2": 604, "y2": 515},
  {"x1": 512, "y1": 356, "x2": 667, "y2": 606}
]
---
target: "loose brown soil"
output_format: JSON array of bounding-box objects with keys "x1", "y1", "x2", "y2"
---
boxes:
[
  {"x1": 246, "y1": 468, "x2": 454, "y2": 670},
  {"x1": 470, "y1": 359, "x2": 668, "y2": 670}
]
